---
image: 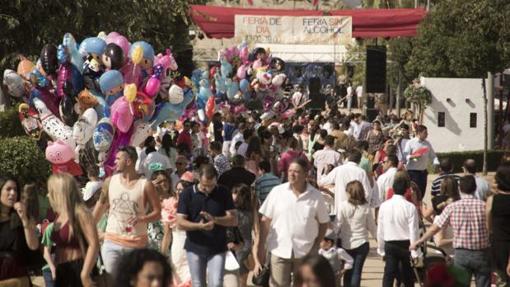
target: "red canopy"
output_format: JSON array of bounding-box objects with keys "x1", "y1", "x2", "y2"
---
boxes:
[{"x1": 190, "y1": 5, "x2": 427, "y2": 39}]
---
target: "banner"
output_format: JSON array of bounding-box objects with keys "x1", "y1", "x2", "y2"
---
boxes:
[{"x1": 235, "y1": 15, "x2": 352, "y2": 45}]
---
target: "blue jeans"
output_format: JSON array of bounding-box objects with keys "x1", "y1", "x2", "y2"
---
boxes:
[
  {"x1": 186, "y1": 251, "x2": 226, "y2": 287},
  {"x1": 454, "y1": 249, "x2": 491, "y2": 287},
  {"x1": 42, "y1": 268, "x2": 54, "y2": 287},
  {"x1": 343, "y1": 242, "x2": 369, "y2": 287},
  {"x1": 101, "y1": 240, "x2": 135, "y2": 275}
]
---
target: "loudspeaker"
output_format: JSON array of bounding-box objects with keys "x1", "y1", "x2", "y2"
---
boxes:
[
  {"x1": 366, "y1": 46, "x2": 386, "y2": 93},
  {"x1": 308, "y1": 77, "x2": 324, "y2": 110},
  {"x1": 366, "y1": 108, "x2": 379, "y2": 122}
]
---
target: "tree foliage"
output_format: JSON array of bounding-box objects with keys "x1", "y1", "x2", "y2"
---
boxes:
[
  {"x1": 406, "y1": 0, "x2": 510, "y2": 78},
  {"x1": 0, "y1": 0, "x2": 207, "y2": 75}
]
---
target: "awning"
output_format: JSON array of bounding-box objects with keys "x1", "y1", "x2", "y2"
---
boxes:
[{"x1": 190, "y1": 5, "x2": 427, "y2": 39}]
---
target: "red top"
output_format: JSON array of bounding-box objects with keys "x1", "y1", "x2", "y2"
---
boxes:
[
  {"x1": 176, "y1": 131, "x2": 193, "y2": 152},
  {"x1": 51, "y1": 222, "x2": 80, "y2": 249}
]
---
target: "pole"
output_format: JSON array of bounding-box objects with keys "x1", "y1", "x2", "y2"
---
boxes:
[
  {"x1": 482, "y1": 77, "x2": 488, "y2": 176},
  {"x1": 488, "y1": 72, "x2": 495, "y2": 150},
  {"x1": 397, "y1": 68, "x2": 402, "y2": 117}
]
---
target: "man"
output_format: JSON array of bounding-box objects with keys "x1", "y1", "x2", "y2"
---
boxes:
[
  {"x1": 210, "y1": 112, "x2": 223, "y2": 143},
  {"x1": 176, "y1": 164, "x2": 238, "y2": 287},
  {"x1": 346, "y1": 83, "x2": 353, "y2": 111},
  {"x1": 218, "y1": 155, "x2": 256, "y2": 192},
  {"x1": 254, "y1": 160, "x2": 281, "y2": 205},
  {"x1": 430, "y1": 158, "x2": 460, "y2": 197},
  {"x1": 376, "y1": 154, "x2": 399, "y2": 203},
  {"x1": 191, "y1": 121, "x2": 203, "y2": 157},
  {"x1": 319, "y1": 149, "x2": 376, "y2": 214},
  {"x1": 93, "y1": 146, "x2": 161, "y2": 279},
  {"x1": 411, "y1": 175, "x2": 490, "y2": 287},
  {"x1": 236, "y1": 128, "x2": 254, "y2": 158},
  {"x1": 313, "y1": 135, "x2": 342, "y2": 182},
  {"x1": 208, "y1": 141, "x2": 230, "y2": 177},
  {"x1": 463, "y1": 159, "x2": 490, "y2": 201},
  {"x1": 404, "y1": 124, "x2": 439, "y2": 200},
  {"x1": 377, "y1": 171, "x2": 420, "y2": 287},
  {"x1": 177, "y1": 120, "x2": 193, "y2": 154},
  {"x1": 229, "y1": 122, "x2": 247, "y2": 156},
  {"x1": 257, "y1": 158, "x2": 330, "y2": 287}
]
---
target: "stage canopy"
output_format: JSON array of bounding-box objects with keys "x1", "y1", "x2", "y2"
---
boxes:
[{"x1": 190, "y1": 5, "x2": 427, "y2": 39}]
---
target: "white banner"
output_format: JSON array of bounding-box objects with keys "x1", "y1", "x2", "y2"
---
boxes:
[{"x1": 235, "y1": 15, "x2": 352, "y2": 45}]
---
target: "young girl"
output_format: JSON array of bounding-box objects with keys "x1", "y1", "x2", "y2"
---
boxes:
[
  {"x1": 43, "y1": 173, "x2": 99, "y2": 287},
  {"x1": 149, "y1": 171, "x2": 175, "y2": 254}
]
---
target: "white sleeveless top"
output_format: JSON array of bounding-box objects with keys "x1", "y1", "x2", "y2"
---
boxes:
[{"x1": 105, "y1": 174, "x2": 148, "y2": 248}]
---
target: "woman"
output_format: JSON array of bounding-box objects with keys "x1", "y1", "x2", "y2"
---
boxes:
[
  {"x1": 159, "y1": 133, "x2": 178, "y2": 170},
  {"x1": 43, "y1": 173, "x2": 99, "y2": 287},
  {"x1": 148, "y1": 171, "x2": 175, "y2": 254},
  {"x1": 229, "y1": 184, "x2": 260, "y2": 287},
  {"x1": 487, "y1": 163, "x2": 510, "y2": 285},
  {"x1": 296, "y1": 254, "x2": 336, "y2": 287},
  {"x1": 170, "y1": 180, "x2": 192, "y2": 286},
  {"x1": 336, "y1": 181, "x2": 377, "y2": 287},
  {"x1": 115, "y1": 248, "x2": 172, "y2": 287},
  {"x1": 373, "y1": 139, "x2": 397, "y2": 177},
  {"x1": 0, "y1": 176, "x2": 39, "y2": 286},
  {"x1": 366, "y1": 120, "x2": 385, "y2": 155},
  {"x1": 422, "y1": 177, "x2": 459, "y2": 256}
]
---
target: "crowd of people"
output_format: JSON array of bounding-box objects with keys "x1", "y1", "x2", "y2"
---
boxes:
[{"x1": 1, "y1": 104, "x2": 510, "y2": 287}]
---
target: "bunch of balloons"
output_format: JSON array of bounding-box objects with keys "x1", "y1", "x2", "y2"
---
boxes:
[{"x1": 3, "y1": 32, "x2": 193, "y2": 175}]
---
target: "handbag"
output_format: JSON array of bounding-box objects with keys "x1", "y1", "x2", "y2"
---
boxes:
[{"x1": 251, "y1": 265, "x2": 270, "y2": 287}]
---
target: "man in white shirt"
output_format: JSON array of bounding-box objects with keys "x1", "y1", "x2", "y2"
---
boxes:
[
  {"x1": 229, "y1": 123, "x2": 246, "y2": 156},
  {"x1": 257, "y1": 158, "x2": 330, "y2": 287},
  {"x1": 319, "y1": 149, "x2": 377, "y2": 213},
  {"x1": 313, "y1": 135, "x2": 342, "y2": 182},
  {"x1": 377, "y1": 171, "x2": 420, "y2": 287},
  {"x1": 404, "y1": 124, "x2": 439, "y2": 200},
  {"x1": 463, "y1": 159, "x2": 490, "y2": 201},
  {"x1": 346, "y1": 83, "x2": 353, "y2": 111},
  {"x1": 355, "y1": 85, "x2": 363, "y2": 109},
  {"x1": 376, "y1": 154, "x2": 399, "y2": 203}
]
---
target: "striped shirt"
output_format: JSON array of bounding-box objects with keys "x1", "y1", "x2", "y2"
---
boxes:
[
  {"x1": 430, "y1": 173, "x2": 461, "y2": 197},
  {"x1": 434, "y1": 195, "x2": 489, "y2": 250},
  {"x1": 254, "y1": 173, "x2": 281, "y2": 204}
]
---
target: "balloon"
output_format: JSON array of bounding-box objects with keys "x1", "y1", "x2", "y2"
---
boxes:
[
  {"x1": 30, "y1": 87, "x2": 60, "y2": 118},
  {"x1": 17, "y1": 56, "x2": 35, "y2": 81},
  {"x1": 102, "y1": 43, "x2": 125, "y2": 70},
  {"x1": 124, "y1": 83, "x2": 137, "y2": 102},
  {"x1": 150, "y1": 102, "x2": 181, "y2": 128},
  {"x1": 226, "y1": 80, "x2": 239, "y2": 100},
  {"x1": 110, "y1": 97, "x2": 133, "y2": 133},
  {"x1": 104, "y1": 127, "x2": 133, "y2": 176},
  {"x1": 120, "y1": 61, "x2": 142, "y2": 87},
  {"x1": 106, "y1": 33, "x2": 130, "y2": 59},
  {"x1": 272, "y1": 73, "x2": 286, "y2": 87},
  {"x1": 131, "y1": 92, "x2": 155, "y2": 121},
  {"x1": 59, "y1": 87, "x2": 78, "y2": 126},
  {"x1": 236, "y1": 65, "x2": 248, "y2": 79},
  {"x1": 3, "y1": 70, "x2": 25, "y2": 98},
  {"x1": 93, "y1": 118, "x2": 114, "y2": 153},
  {"x1": 214, "y1": 75, "x2": 226, "y2": 94},
  {"x1": 131, "y1": 45, "x2": 145, "y2": 66},
  {"x1": 33, "y1": 97, "x2": 75, "y2": 148},
  {"x1": 206, "y1": 96, "x2": 215, "y2": 120},
  {"x1": 99, "y1": 70, "x2": 124, "y2": 97},
  {"x1": 94, "y1": 93, "x2": 109, "y2": 118},
  {"x1": 97, "y1": 31, "x2": 107, "y2": 40},
  {"x1": 220, "y1": 59, "x2": 233, "y2": 78},
  {"x1": 130, "y1": 121, "x2": 154, "y2": 147},
  {"x1": 57, "y1": 63, "x2": 83, "y2": 98},
  {"x1": 154, "y1": 49, "x2": 178, "y2": 76},
  {"x1": 197, "y1": 109, "x2": 206, "y2": 122},
  {"x1": 144, "y1": 75, "x2": 160, "y2": 97},
  {"x1": 168, "y1": 84, "x2": 184, "y2": 104},
  {"x1": 239, "y1": 79, "x2": 249, "y2": 93},
  {"x1": 62, "y1": 33, "x2": 83, "y2": 73},
  {"x1": 73, "y1": 108, "x2": 98, "y2": 146},
  {"x1": 40, "y1": 44, "x2": 59, "y2": 77},
  {"x1": 45, "y1": 140, "x2": 81, "y2": 174},
  {"x1": 77, "y1": 89, "x2": 99, "y2": 111},
  {"x1": 79, "y1": 37, "x2": 107, "y2": 59},
  {"x1": 239, "y1": 46, "x2": 249, "y2": 63},
  {"x1": 257, "y1": 72, "x2": 272, "y2": 86}
]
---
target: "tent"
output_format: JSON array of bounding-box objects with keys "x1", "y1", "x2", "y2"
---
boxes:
[{"x1": 190, "y1": 5, "x2": 427, "y2": 39}]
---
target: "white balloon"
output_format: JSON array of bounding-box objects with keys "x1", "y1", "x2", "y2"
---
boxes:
[
  {"x1": 73, "y1": 108, "x2": 98, "y2": 146},
  {"x1": 33, "y1": 97, "x2": 76, "y2": 148},
  {"x1": 130, "y1": 121, "x2": 153, "y2": 147},
  {"x1": 3, "y1": 70, "x2": 25, "y2": 98},
  {"x1": 271, "y1": 74, "x2": 286, "y2": 87},
  {"x1": 168, "y1": 84, "x2": 184, "y2": 104},
  {"x1": 197, "y1": 109, "x2": 206, "y2": 122}
]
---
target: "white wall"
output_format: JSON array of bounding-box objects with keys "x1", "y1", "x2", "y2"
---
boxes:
[{"x1": 421, "y1": 77, "x2": 486, "y2": 153}]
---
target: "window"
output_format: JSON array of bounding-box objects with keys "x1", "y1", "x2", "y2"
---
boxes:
[
  {"x1": 470, "y1": 113, "x2": 477, "y2": 128},
  {"x1": 438, "y1": 112, "x2": 445, "y2": 127}
]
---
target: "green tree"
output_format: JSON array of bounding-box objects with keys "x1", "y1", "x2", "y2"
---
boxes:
[{"x1": 406, "y1": 0, "x2": 510, "y2": 78}]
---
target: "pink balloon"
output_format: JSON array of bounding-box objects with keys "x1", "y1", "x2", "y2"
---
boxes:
[
  {"x1": 106, "y1": 34, "x2": 130, "y2": 59},
  {"x1": 110, "y1": 97, "x2": 133, "y2": 133},
  {"x1": 120, "y1": 62, "x2": 142, "y2": 87},
  {"x1": 240, "y1": 46, "x2": 249, "y2": 63},
  {"x1": 144, "y1": 76, "x2": 161, "y2": 97},
  {"x1": 236, "y1": 65, "x2": 247, "y2": 79}
]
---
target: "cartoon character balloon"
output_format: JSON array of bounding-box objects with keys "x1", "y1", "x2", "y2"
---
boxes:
[
  {"x1": 93, "y1": 118, "x2": 114, "y2": 161},
  {"x1": 102, "y1": 43, "x2": 125, "y2": 70},
  {"x1": 99, "y1": 70, "x2": 124, "y2": 106},
  {"x1": 45, "y1": 140, "x2": 83, "y2": 176},
  {"x1": 129, "y1": 41, "x2": 155, "y2": 70},
  {"x1": 33, "y1": 97, "x2": 75, "y2": 148},
  {"x1": 40, "y1": 44, "x2": 59, "y2": 78},
  {"x1": 3, "y1": 70, "x2": 25, "y2": 98}
]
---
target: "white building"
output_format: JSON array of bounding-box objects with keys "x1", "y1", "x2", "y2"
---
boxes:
[{"x1": 421, "y1": 77, "x2": 493, "y2": 153}]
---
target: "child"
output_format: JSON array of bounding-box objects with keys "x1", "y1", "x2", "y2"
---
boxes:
[
  {"x1": 81, "y1": 166, "x2": 103, "y2": 210},
  {"x1": 318, "y1": 229, "x2": 353, "y2": 287}
]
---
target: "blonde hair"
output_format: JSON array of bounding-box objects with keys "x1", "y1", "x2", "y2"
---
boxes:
[{"x1": 47, "y1": 173, "x2": 87, "y2": 244}]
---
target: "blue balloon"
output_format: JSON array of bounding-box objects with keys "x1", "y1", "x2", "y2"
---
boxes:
[
  {"x1": 239, "y1": 79, "x2": 249, "y2": 92},
  {"x1": 130, "y1": 41, "x2": 155, "y2": 62},
  {"x1": 220, "y1": 59, "x2": 232, "y2": 78},
  {"x1": 182, "y1": 88, "x2": 194, "y2": 107},
  {"x1": 151, "y1": 102, "x2": 182, "y2": 127},
  {"x1": 226, "y1": 81, "x2": 239, "y2": 100},
  {"x1": 215, "y1": 75, "x2": 226, "y2": 94},
  {"x1": 99, "y1": 70, "x2": 124, "y2": 96},
  {"x1": 79, "y1": 37, "x2": 106, "y2": 58}
]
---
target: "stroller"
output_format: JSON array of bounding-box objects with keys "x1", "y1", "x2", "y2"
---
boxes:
[{"x1": 411, "y1": 243, "x2": 450, "y2": 287}]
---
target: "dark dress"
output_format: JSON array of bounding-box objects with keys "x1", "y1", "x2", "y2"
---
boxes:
[
  {"x1": 491, "y1": 193, "x2": 510, "y2": 282},
  {"x1": 0, "y1": 213, "x2": 30, "y2": 281}
]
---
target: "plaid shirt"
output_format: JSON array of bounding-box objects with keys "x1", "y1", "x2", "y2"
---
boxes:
[{"x1": 434, "y1": 194, "x2": 489, "y2": 250}]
